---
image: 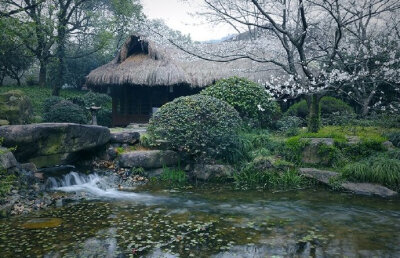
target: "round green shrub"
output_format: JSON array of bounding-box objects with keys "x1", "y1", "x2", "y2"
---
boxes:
[
  {"x1": 147, "y1": 94, "x2": 243, "y2": 161},
  {"x1": 276, "y1": 116, "x2": 303, "y2": 136},
  {"x1": 200, "y1": 77, "x2": 281, "y2": 128},
  {"x1": 44, "y1": 100, "x2": 88, "y2": 124},
  {"x1": 42, "y1": 96, "x2": 63, "y2": 114},
  {"x1": 285, "y1": 97, "x2": 354, "y2": 119}
]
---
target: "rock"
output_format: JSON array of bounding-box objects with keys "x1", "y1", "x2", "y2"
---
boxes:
[
  {"x1": 299, "y1": 168, "x2": 398, "y2": 197},
  {"x1": 20, "y1": 163, "x2": 37, "y2": 173},
  {"x1": 301, "y1": 138, "x2": 334, "y2": 165},
  {"x1": 382, "y1": 141, "x2": 395, "y2": 151},
  {"x1": 38, "y1": 165, "x2": 76, "y2": 176},
  {"x1": 0, "y1": 90, "x2": 33, "y2": 125},
  {"x1": 0, "y1": 119, "x2": 9, "y2": 126},
  {"x1": 192, "y1": 164, "x2": 234, "y2": 180},
  {"x1": 299, "y1": 168, "x2": 339, "y2": 184},
  {"x1": 145, "y1": 168, "x2": 165, "y2": 178},
  {"x1": 119, "y1": 150, "x2": 180, "y2": 169},
  {"x1": 346, "y1": 136, "x2": 361, "y2": 145},
  {"x1": 0, "y1": 123, "x2": 110, "y2": 167},
  {"x1": 0, "y1": 147, "x2": 18, "y2": 170},
  {"x1": 107, "y1": 147, "x2": 118, "y2": 160},
  {"x1": 341, "y1": 182, "x2": 397, "y2": 198},
  {"x1": 110, "y1": 131, "x2": 140, "y2": 145}
]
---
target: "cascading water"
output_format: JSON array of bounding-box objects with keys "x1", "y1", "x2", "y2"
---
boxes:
[{"x1": 47, "y1": 172, "x2": 159, "y2": 202}]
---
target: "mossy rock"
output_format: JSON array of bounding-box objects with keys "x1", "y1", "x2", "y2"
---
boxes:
[{"x1": 0, "y1": 90, "x2": 33, "y2": 125}]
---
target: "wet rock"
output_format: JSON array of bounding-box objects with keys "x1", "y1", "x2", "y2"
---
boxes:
[
  {"x1": 0, "y1": 147, "x2": 18, "y2": 170},
  {"x1": 301, "y1": 138, "x2": 334, "y2": 165},
  {"x1": 110, "y1": 131, "x2": 140, "y2": 145},
  {"x1": 0, "y1": 90, "x2": 33, "y2": 125},
  {"x1": 341, "y1": 182, "x2": 397, "y2": 198},
  {"x1": 38, "y1": 165, "x2": 76, "y2": 176},
  {"x1": 119, "y1": 150, "x2": 180, "y2": 169},
  {"x1": 192, "y1": 164, "x2": 234, "y2": 180},
  {"x1": 299, "y1": 168, "x2": 339, "y2": 184},
  {"x1": 299, "y1": 168, "x2": 398, "y2": 197},
  {"x1": 0, "y1": 123, "x2": 110, "y2": 167},
  {"x1": 106, "y1": 147, "x2": 118, "y2": 160},
  {"x1": 20, "y1": 162, "x2": 37, "y2": 173}
]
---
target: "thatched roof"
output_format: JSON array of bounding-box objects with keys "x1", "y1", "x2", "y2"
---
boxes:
[{"x1": 86, "y1": 35, "x2": 278, "y2": 88}]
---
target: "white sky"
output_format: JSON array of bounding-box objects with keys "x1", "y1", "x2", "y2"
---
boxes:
[{"x1": 141, "y1": 0, "x2": 235, "y2": 41}]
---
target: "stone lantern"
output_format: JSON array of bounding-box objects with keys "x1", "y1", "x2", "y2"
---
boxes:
[{"x1": 86, "y1": 103, "x2": 101, "y2": 125}]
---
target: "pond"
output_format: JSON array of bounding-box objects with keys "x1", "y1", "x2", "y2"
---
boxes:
[{"x1": 1, "y1": 172, "x2": 399, "y2": 257}]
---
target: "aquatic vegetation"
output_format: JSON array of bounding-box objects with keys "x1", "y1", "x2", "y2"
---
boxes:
[{"x1": 22, "y1": 218, "x2": 63, "y2": 229}]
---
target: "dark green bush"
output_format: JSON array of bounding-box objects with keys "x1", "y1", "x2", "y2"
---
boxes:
[
  {"x1": 68, "y1": 91, "x2": 112, "y2": 127},
  {"x1": 285, "y1": 97, "x2": 354, "y2": 123},
  {"x1": 147, "y1": 95, "x2": 243, "y2": 162},
  {"x1": 342, "y1": 155, "x2": 400, "y2": 191},
  {"x1": 387, "y1": 131, "x2": 400, "y2": 148},
  {"x1": 200, "y1": 77, "x2": 281, "y2": 128},
  {"x1": 42, "y1": 96, "x2": 63, "y2": 114},
  {"x1": 44, "y1": 100, "x2": 88, "y2": 124}
]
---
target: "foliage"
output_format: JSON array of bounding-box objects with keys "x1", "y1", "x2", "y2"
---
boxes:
[
  {"x1": 200, "y1": 77, "x2": 281, "y2": 128},
  {"x1": 147, "y1": 95, "x2": 243, "y2": 162},
  {"x1": 0, "y1": 168, "x2": 16, "y2": 197},
  {"x1": 276, "y1": 116, "x2": 303, "y2": 136},
  {"x1": 342, "y1": 154, "x2": 400, "y2": 191},
  {"x1": 387, "y1": 131, "x2": 400, "y2": 148},
  {"x1": 68, "y1": 91, "x2": 112, "y2": 127},
  {"x1": 0, "y1": 86, "x2": 87, "y2": 119},
  {"x1": 43, "y1": 96, "x2": 64, "y2": 114},
  {"x1": 285, "y1": 97, "x2": 354, "y2": 121},
  {"x1": 44, "y1": 100, "x2": 88, "y2": 124},
  {"x1": 160, "y1": 166, "x2": 187, "y2": 184}
]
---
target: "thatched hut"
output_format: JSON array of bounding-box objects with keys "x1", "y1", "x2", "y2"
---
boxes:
[{"x1": 86, "y1": 35, "x2": 274, "y2": 126}]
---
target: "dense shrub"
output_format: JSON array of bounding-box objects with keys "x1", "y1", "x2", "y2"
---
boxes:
[
  {"x1": 147, "y1": 95, "x2": 243, "y2": 162},
  {"x1": 42, "y1": 96, "x2": 63, "y2": 114},
  {"x1": 276, "y1": 116, "x2": 303, "y2": 136},
  {"x1": 387, "y1": 132, "x2": 400, "y2": 148},
  {"x1": 68, "y1": 91, "x2": 112, "y2": 127},
  {"x1": 44, "y1": 100, "x2": 88, "y2": 124},
  {"x1": 200, "y1": 77, "x2": 281, "y2": 128},
  {"x1": 285, "y1": 97, "x2": 354, "y2": 122},
  {"x1": 342, "y1": 155, "x2": 400, "y2": 191}
]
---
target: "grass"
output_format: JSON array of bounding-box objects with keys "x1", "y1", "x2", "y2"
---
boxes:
[
  {"x1": 160, "y1": 166, "x2": 187, "y2": 184},
  {"x1": 0, "y1": 85, "x2": 87, "y2": 118},
  {"x1": 342, "y1": 154, "x2": 400, "y2": 191}
]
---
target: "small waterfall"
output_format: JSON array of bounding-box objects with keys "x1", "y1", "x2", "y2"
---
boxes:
[{"x1": 47, "y1": 172, "x2": 159, "y2": 202}]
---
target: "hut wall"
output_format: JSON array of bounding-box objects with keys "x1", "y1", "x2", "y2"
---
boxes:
[{"x1": 111, "y1": 85, "x2": 200, "y2": 126}]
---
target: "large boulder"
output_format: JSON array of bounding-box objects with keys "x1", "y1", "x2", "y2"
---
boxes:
[
  {"x1": 0, "y1": 147, "x2": 18, "y2": 170},
  {"x1": 0, "y1": 90, "x2": 33, "y2": 125},
  {"x1": 301, "y1": 138, "x2": 334, "y2": 165},
  {"x1": 0, "y1": 123, "x2": 110, "y2": 167},
  {"x1": 119, "y1": 150, "x2": 180, "y2": 169},
  {"x1": 110, "y1": 131, "x2": 140, "y2": 145},
  {"x1": 299, "y1": 168, "x2": 398, "y2": 198}
]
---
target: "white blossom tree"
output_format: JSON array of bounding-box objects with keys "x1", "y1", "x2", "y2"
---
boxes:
[{"x1": 147, "y1": 0, "x2": 400, "y2": 131}]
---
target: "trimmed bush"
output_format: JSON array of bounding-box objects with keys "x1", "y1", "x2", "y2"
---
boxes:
[
  {"x1": 200, "y1": 77, "x2": 281, "y2": 128},
  {"x1": 285, "y1": 97, "x2": 354, "y2": 120},
  {"x1": 147, "y1": 95, "x2": 243, "y2": 162},
  {"x1": 44, "y1": 100, "x2": 88, "y2": 124}
]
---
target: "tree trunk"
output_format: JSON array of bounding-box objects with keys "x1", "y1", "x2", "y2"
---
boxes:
[
  {"x1": 38, "y1": 59, "x2": 47, "y2": 87},
  {"x1": 52, "y1": 25, "x2": 66, "y2": 96},
  {"x1": 361, "y1": 88, "x2": 376, "y2": 117},
  {"x1": 307, "y1": 94, "x2": 321, "y2": 133}
]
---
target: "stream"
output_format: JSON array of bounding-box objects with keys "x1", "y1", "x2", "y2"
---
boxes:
[{"x1": 1, "y1": 172, "x2": 400, "y2": 257}]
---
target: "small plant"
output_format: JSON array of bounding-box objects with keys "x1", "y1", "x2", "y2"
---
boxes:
[
  {"x1": 160, "y1": 166, "x2": 187, "y2": 184},
  {"x1": 131, "y1": 167, "x2": 145, "y2": 176}
]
